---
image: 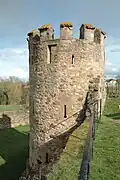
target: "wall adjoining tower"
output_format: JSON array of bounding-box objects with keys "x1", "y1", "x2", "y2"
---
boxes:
[{"x1": 21, "y1": 22, "x2": 106, "y2": 180}]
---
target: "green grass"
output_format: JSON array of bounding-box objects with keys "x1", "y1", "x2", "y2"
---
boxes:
[
  {"x1": 103, "y1": 97, "x2": 120, "y2": 120},
  {"x1": 0, "y1": 97, "x2": 120, "y2": 180},
  {"x1": 91, "y1": 97, "x2": 120, "y2": 180},
  {"x1": 47, "y1": 120, "x2": 89, "y2": 180},
  {"x1": 48, "y1": 97, "x2": 120, "y2": 180},
  {"x1": 0, "y1": 105, "x2": 21, "y2": 112},
  {"x1": 0, "y1": 121, "x2": 89, "y2": 180},
  {"x1": 0, "y1": 125, "x2": 29, "y2": 180},
  {"x1": 103, "y1": 97, "x2": 120, "y2": 117}
]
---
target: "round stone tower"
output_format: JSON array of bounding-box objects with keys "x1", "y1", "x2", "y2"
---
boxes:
[{"x1": 26, "y1": 22, "x2": 106, "y2": 179}]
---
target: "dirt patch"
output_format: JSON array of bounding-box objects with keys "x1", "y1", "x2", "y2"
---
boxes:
[{"x1": 110, "y1": 119, "x2": 120, "y2": 124}]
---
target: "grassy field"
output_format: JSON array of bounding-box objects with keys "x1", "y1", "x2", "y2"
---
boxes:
[
  {"x1": 0, "y1": 97, "x2": 120, "y2": 180},
  {"x1": 0, "y1": 105, "x2": 22, "y2": 112},
  {"x1": 47, "y1": 120, "x2": 89, "y2": 180},
  {"x1": 0, "y1": 125, "x2": 29, "y2": 180},
  {"x1": 91, "y1": 97, "x2": 120, "y2": 180},
  {"x1": 103, "y1": 97, "x2": 120, "y2": 119},
  {"x1": 0, "y1": 120, "x2": 89, "y2": 180}
]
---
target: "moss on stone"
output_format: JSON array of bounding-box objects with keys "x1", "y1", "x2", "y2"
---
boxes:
[
  {"x1": 39, "y1": 24, "x2": 52, "y2": 30},
  {"x1": 60, "y1": 22, "x2": 73, "y2": 28},
  {"x1": 83, "y1": 24, "x2": 95, "y2": 29},
  {"x1": 27, "y1": 29, "x2": 40, "y2": 37}
]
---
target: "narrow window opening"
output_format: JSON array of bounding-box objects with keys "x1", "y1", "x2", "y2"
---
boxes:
[
  {"x1": 64, "y1": 105, "x2": 67, "y2": 118},
  {"x1": 47, "y1": 45, "x2": 52, "y2": 64},
  {"x1": 46, "y1": 153, "x2": 49, "y2": 163},
  {"x1": 72, "y1": 55, "x2": 75, "y2": 64},
  {"x1": 47, "y1": 44, "x2": 57, "y2": 64}
]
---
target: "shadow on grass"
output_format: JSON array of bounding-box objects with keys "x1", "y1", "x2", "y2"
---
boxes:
[
  {"x1": 105, "y1": 113, "x2": 120, "y2": 120},
  {"x1": 0, "y1": 127, "x2": 29, "y2": 180}
]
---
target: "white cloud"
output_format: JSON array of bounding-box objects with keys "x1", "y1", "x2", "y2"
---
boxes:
[
  {"x1": 105, "y1": 59, "x2": 119, "y2": 77},
  {"x1": 0, "y1": 47, "x2": 29, "y2": 80},
  {"x1": 105, "y1": 36, "x2": 120, "y2": 78}
]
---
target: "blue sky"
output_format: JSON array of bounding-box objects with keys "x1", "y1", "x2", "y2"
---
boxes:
[{"x1": 0, "y1": 0, "x2": 120, "y2": 80}]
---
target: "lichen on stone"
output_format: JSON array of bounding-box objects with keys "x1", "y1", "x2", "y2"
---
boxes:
[
  {"x1": 39, "y1": 24, "x2": 52, "y2": 30},
  {"x1": 83, "y1": 24, "x2": 95, "y2": 29},
  {"x1": 60, "y1": 22, "x2": 73, "y2": 28},
  {"x1": 27, "y1": 29, "x2": 40, "y2": 37}
]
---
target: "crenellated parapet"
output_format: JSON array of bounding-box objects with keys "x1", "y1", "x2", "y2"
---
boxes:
[
  {"x1": 60, "y1": 22, "x2": 73, "y2": 40},
  {"x1": 27, "y1": 29, "x2": 40, "y2": 41},
  {"x1": 27, "y1": 22, "x2": 106, "y2": 44},
  {"x1": 80, "y1": 24, "x2": 106, "y2": 43},
  {"x1": 94, "y1": 28, "x2": 106, "y2": 44},
  {"x1": 38, "y1": 24, "x2": 54, "y2": 41},
  {"x1": 80, "y1": 24, "x2": 95, "y2": 41}
]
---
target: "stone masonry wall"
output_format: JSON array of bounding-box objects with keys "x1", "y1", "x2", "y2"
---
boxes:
[
  {"x1": 0, "y1": 109, "x2": 29, "y2": 129},
  {"x1": 25, "y1": 23, "x2": 106, "y2": 179}
]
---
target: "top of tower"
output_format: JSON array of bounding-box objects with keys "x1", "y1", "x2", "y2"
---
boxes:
[
  {"x1": 27, "y1": 29, "x2": 40, "y2": 37},
  {"x1": 27, "y1": 23, "x2": 106, "y2": 41},
  {"x1": 81, "y1": 24, "x2": 95, "y2": 29},
  {"x1": 39, "y1": 24, "x2": 53, "y2": 30},
  {"x1": 38, "y1": 24, "x2": 54, "y2": 41},
  {"x1": 60, "y1": 22, "x2": 73, "y2": 28}
]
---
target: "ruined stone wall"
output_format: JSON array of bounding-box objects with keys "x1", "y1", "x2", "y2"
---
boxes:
[
  {"x1": 0, "y1": 109, "x2": 29, "y2": 129},
  {"x1": 25, "y1": 23, "x2": 106, "y2": 178}
]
